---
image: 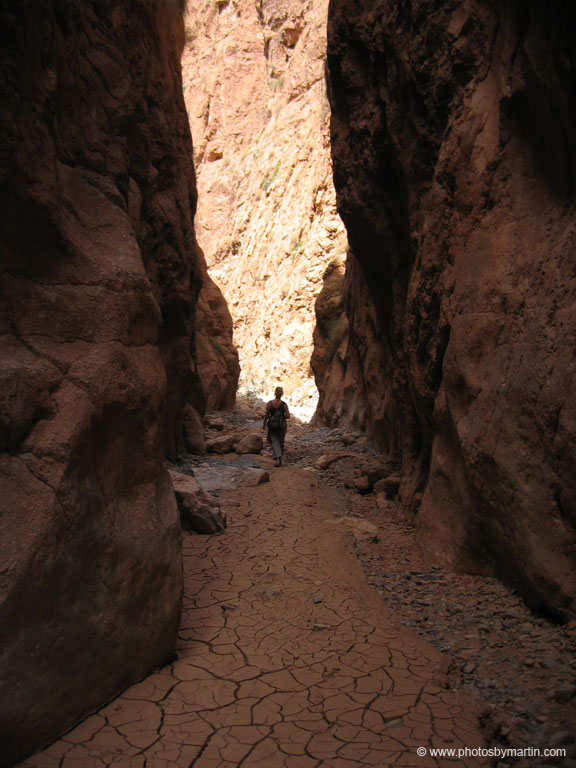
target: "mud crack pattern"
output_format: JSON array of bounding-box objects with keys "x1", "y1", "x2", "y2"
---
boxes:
[{"x1": 21, "y1": 468, "x2": 489, "y2": 767}]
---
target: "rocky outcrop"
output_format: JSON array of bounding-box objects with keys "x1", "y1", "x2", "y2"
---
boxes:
[
  {"x1": 235, "y1": 432, "x2": 264, "y2": 455},
  {"x1": 181, "y1": 403, "x2": 207, "y2": 455},
  {"x1": 311, "y1": 254, "x2": 365, "y2": 431},
  {"x1": 310, "y1": 256, "x2": 350, "y2": 425},
  {"x1": 195, "y1": 249, "x2": 240, "y2": 411},
  {"x1": 169, "y1": 469, "x2": 226, "y2": 534},
  {"x1": 0, "y1": 0, "x2": 208, "y2": 762},
  {"x1": 182, "y1": 0, "x2": 348, "y2": 418},
  {"x1": 326, "y1": 0, "x2": 576, "y2": 618},
  {"x1": 206, "y1": 434, "x2": 236, "y2": 455}
]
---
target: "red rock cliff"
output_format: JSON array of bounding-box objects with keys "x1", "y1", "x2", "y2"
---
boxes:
[
  {"x1": 0, "y1": 0, "x2": 210, "y2": 761},
  {"x1": 326, "y1": 0, "x2": 576, "y2": 618}
]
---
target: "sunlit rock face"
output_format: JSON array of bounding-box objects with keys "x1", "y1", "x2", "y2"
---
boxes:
[
  {"x1": 326, "y1": 0, "x2": 576, "y2": 619},
  {"x1": 182, "y1": 0, "x2": 348, "y2": 420},
  {"x1": 0, "y1": 0, "x2": 207, "y2": 761}
]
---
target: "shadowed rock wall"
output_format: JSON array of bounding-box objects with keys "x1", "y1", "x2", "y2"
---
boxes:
[
  {"x1": 326, "y1": 0, "x2": 576, "y2": 618},
  {"x1": 0, "y1": 0, "x2": 211, "y2": 762},
  {"x1": 195, "y1": 248, "x2": 240, "y2": 411}
]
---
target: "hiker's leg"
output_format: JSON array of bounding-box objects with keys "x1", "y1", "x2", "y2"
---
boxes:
[{"x1": 269, "y1": 430, "x2": 282, "y2": 460}]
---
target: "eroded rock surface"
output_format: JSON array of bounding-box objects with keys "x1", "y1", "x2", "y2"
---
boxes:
[
  {"x1": 181, "y1": 404, "x2": 207, "y2": 455},
  {"x1": 169, "y1": 469, "x2": 226, "y2": 534},
  {"x1": 0, "y1": 1, "x2": 209, "y2": 761},
  {"x1": 325, "y1": 0, "x2": 576, "y2": 618},
  {"x1": 195, "y1": 249, "x2": 240, "y2": 411},
  {"x1": 182, "y1": 0, "x2": 348, "y2": 416}
]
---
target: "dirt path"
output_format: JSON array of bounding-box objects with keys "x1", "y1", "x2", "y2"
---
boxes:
[{"x1": 22, "y1": 465, "x2": 490, "y2": 767}]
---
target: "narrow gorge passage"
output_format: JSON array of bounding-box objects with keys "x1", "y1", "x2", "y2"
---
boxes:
[
  {"x1": 182, "y1": 0, "x2": 348, "y2": 420},
  {"x1": 22, "y1": 466, "x2": 488, "y2": 768},
  {"x1": 3, "y1": 1, "x2": 575, "y2": 765}
]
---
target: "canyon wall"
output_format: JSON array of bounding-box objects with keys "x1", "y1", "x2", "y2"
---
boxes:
[
  {"x1": 195, "y1": 250, "x2": 240, "y2": 411},
  {"x1": 0, "y1": 0, "x2": 215, "y2": 761},
  {"x1": 182, "y1": 0, "x2": 347, "y2": 417},
  {"x1": 326, "y1": 0, "x2": 576, "y2": 619}
]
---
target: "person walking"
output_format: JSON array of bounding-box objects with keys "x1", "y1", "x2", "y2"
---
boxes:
[{"x1": 263, "y1": 386, "x2": 290, "y2": 466}]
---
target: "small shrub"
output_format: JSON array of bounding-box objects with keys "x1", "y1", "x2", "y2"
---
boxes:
[
  {"x1": 261, "y1": 160, "x2": 281, "y2": 191},
  {"x1": 267, "y1": 75, "x2": 285, "y2": 92},
  {"x1": 290, "y1": 240, "x2": 304, "y2": 264}
]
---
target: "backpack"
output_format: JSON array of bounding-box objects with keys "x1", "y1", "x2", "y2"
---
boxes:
[{"x1": 268, "y1": 403, "x2": 285, "y2": 430}]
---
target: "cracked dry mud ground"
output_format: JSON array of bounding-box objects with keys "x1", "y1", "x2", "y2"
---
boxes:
[{"x1": 21, "y1": 467, "x2": 490, "y2": 768}]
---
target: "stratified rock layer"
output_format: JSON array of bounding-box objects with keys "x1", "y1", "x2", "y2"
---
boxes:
[
  {"x1": 0, "y1": 1, "x2": 204, "y2": 761},
  {"x1": 326, "y1": 0, "x2": 576, "y2": 618},
  {"x1": 182, "y1": 0, "x2": 348, "y2": 416}
]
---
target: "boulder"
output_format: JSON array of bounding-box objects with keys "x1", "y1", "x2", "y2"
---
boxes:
[
  {"x1": 237, "y1": 468, "x2": 269, "y2": 487},
  {"x1": 168, "y1": 470, "x2": 226, "y2": 534},
  {"x1": 347, "y1": 467, "x2": 390, "y2": 494},
  {"x1": 365, "y1": 468, "x2": 388, "y2": 486},
  {"x1": 314, "y1": 451, "x2": 357, "y2": 470},
  {"x1": 235, "y1": 432, "x2": 263, "y2": 455},
  {"x1": 192, "y1": 465, "x2": 270, "y2": 493},
  {"x1": 373, "y1": 474, "x2": 402, "y2": 498},
  {"x1": 204, "y1": 415, "x2": 227, "y2": 431},
  {"x1": 330, "y1": 518, "x2": 379, "y2": 544},
  {"x1": 375, "y1": 495, "x2": 395, "y2": 514},
  {"x1": 192, "y1": 465, "x2": 240, "y2": 493},
  {"x1": 182, "y1": 404, "x2": 206, "y2": 456},
  {"x1": 206, "y1": 434, "x2": 235, "y2": 454},
  {"x1": 352, "y1": 476, "x2": 372, "y2": 495}
]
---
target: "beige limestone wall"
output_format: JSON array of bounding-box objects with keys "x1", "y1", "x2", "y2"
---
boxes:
[{"x1": 182, "y1": 0, "x2": 348, "y2": 419}]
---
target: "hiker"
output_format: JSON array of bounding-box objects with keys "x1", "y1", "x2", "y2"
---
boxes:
[{"x1": 263, "y1": 386, "x2": 290, "y2": 466}]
